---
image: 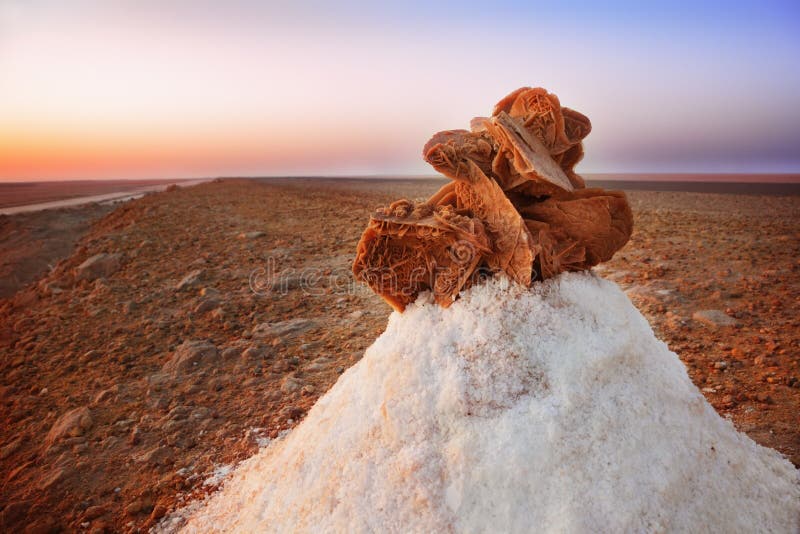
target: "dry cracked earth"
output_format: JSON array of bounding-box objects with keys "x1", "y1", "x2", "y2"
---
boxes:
[{"x1": 1, "y1": 178, "x2": 798, "y2": 532}]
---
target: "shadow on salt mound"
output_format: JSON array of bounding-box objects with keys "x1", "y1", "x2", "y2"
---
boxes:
[{"x1": 170, "y1": 273, "x2": 800, "y2": 533}]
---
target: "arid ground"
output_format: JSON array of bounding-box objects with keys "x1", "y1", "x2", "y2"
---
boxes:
[
  {"x1": 1, "y1": 178, "x2": 798, "y2": 532},
  {"x1": 0, "y1": 180, "x2": 188, "y2": 210}
]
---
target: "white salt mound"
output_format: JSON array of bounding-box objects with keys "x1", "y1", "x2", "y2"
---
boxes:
[{"x1": 181, "y1": 273, "x2": 800, "y2": 533}]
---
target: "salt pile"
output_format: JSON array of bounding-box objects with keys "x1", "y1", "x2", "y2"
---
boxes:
[{"x1": 179, "y1": 273, "x2": 799, "y2": 532}]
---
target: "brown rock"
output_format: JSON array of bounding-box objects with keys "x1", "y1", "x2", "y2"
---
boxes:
[
  {"x1": 45, "y1": 406, "x2": 93, "y2": 449},
  {"x1": 353, "y1": 86, "x2": 632, "y2": 311},
  {"x1": 162, "y1": 340, "x2": 219, "y2": 374},
  {"x1": 83, "y1": 505, "x2": 108, "y2": 521},
  {"x1": 692, "y1": 310, "x2": 737, "y2": 328},
  {"x1": 176, "y1": 269, "x2": 204, "y2": 291},
  {"x1": 136, "y1": 445, "x2": 174, "y2": 466},
  {"x1": 75, "y1": 253, "x2": 122, "y2": 281},
  {"x1": 150, "y1": 504, "x2": 168, "y2": 520}
]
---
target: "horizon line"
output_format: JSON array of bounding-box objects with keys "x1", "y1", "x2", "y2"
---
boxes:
[{"x1": 3, "y1": 171, "x2": 800, "y2": 185}]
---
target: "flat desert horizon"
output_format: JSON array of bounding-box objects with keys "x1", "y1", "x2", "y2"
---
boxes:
[{"x1": 2, "y1": 173, "x2": 799, "y2": 211}]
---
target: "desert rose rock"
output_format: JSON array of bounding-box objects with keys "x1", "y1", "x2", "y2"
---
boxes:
[{"x1": 353, "y1": 87, "x2": 633, "y2": 311}]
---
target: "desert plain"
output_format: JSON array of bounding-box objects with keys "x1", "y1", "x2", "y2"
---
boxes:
[{"x1": 0, "y1": 178, "x2": 798, "y2": 532}]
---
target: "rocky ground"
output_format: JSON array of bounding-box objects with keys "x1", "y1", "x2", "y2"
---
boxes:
[
  {"x1": 0, "y1": 204, "x2": 115, "y2": 298},
  {"x1": 0, "y1": 178, "x2": 798, "y2": 533}
]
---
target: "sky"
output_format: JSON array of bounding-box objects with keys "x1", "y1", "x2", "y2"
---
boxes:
[{"x1": 1, "y1": 0, "x2": 799, "y2": 181}]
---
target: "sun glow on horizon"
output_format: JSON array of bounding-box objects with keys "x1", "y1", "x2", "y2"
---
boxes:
[{"x1": 2, "y1": 0, "x2": 799, "y2": 180}]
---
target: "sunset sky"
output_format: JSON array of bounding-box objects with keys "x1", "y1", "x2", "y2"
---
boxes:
[{"x1": 1, "y1": 0, "x2": 799, "y2": 181}]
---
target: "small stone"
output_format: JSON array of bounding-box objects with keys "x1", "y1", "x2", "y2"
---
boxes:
[
  {"x1": 252, "y1": 318, "x2": 317, "y2": 339},
  {"x1": 75, "y1": 253, "x2": 122, "y2": 281},
  {"x1": 280, "y1": 405, "x2": 304, "y2": 420},
  {"x1": 305, "y1": 357, "x2": 332, "y2": 372},
  {"x1": 242, "y1": 345, "x2": 268, "y2": 362},
  {"x1": 150, "y1": 504, "x2": 167, "y2": 520},
  {"x1": 200, "y1": 287, "x2": 221, "y2": 299},
  {"x1": 753, "y1": 355, "x2": 774, "y2": 367},
  {"x1": 194, "y1": 297, "x2": 221, "y2": 314},
  {"x1": 190, "y1": 407, "x2": 211, "y2": 420},
  {"x1": 281, "y1": 377, "x2": 303, "y2": 394},
  {"x1": 755, "y1": 392, "x2": 774, "y2": 404},
  {"x1": 46, "y1": 406, "x2": 93, "y2": 448},
  {"x1": 692, "y1": 310, "x2": 737, "y2": 328},
  {"x1": 349, "y1": 310, "x2": 364, "y2": 320},
  {"x1": 714, "y1": 361, "x2": 728, "y2": 370},
  {"x1": 93, "y1": 386, "x2": 119, "y2": 404},
  {"x1": 176, "y1": 269, "x2": 204, "y2": 291},
  {"x1": 84, "y1": 505, "x2": 108, "y2": 520},
  {"x1": 129, "y1": 426, "x2": 142, "y2": 446},
  {"x1": 136, "y1": 445, "x2": 174, "y2": 466},
  {"x1": 239, "y1": 231, "x2": 266, "y2": 239},
  {"x1": 162, "y1": 340, "x2": 219, "y2": 375},
  {"x1": 38, "y1": 466, "x2": 71, "y2": 490},
  {"x1": 125, "y1": 500, "x2": 144, "y2": 516},
  {"x1": 221, "y1": 346, "x2": 241, "y2": 360}
]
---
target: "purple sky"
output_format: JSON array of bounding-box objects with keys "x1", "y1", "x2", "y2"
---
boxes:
[{"x1": 1, "y1": 0, "x2": 799, "y2": 180}]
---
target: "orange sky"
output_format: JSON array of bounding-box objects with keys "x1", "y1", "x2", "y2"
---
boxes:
[{"x1": 1, "y1": 1, "x2": 799, "y2": 180}]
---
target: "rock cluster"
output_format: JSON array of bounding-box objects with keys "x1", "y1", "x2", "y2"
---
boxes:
[{"x1": 353, "y1": 87, "x2": 633, "y2": 311}]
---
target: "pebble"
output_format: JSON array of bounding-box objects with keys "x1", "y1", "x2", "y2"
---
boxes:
[
  {"x1": 242, "y1": 344, "x2": 268, "y2": 362},
  {"x1": 755, "y1": 392, "x2": 775, "y2": 404},
  {"x1": 252, "y1": 318, "x2": 318, "y2": 339},
  {"x1": 692, "y1": 309, "x2": 737, "y2": 328},
  {"x1": 753, "y1": 355, "x2": 774, "y2": 367},
  {"x1": 161, "y1": 340, "x2": 219, "y2": 375},
  {"x1": 175, "y1": 269, "x2": 204, "y2": 291},
  {"x1": 281, "y1": 377, "x2": 303, "y2": 394},
  {"x1": 193, "y1": 297, "x2": 221, "y2": 314},
  {"x1": 135, "y1": 445, "x2": 174, "y2": 466},
  {"x1": 200, "y1": 287, "x2": 221, "y2": 299},
  {"x1": 46, "y1": 406, "x2": 93, "y2": 449},
  {"x1": 305, "y1": 357, "x2": 332, "y2": 372},
  {"x1": 83, "y1": 505, "x2": 108, "y2": 521},
  {"x1": 75, "y1": 253, "x2": 122, "y2": 282},
  {"x1": 221, "y1": 346, "x2": 242, "y2": 360},
  {"x1": 150, "y1": 504, "x2": 167, "y2": 520},
  {"x1": 238, "y1": 231, "x2": 266, "y2": 239}
]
